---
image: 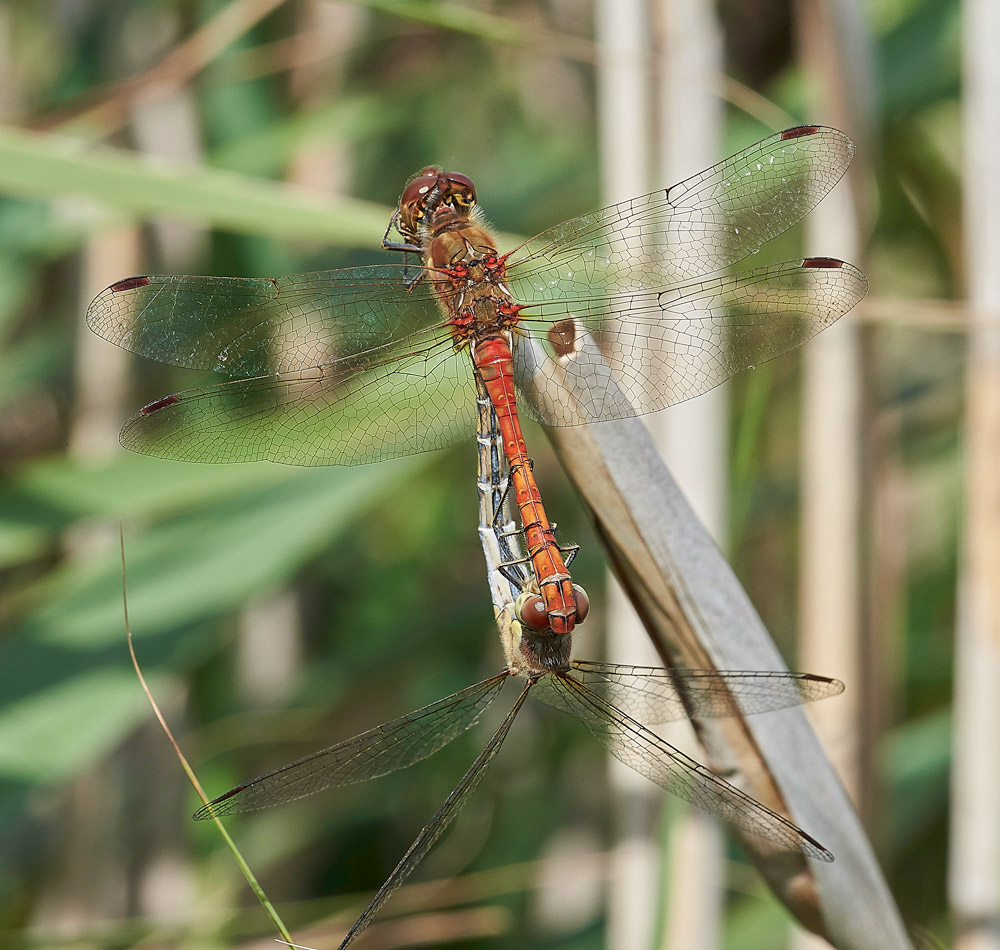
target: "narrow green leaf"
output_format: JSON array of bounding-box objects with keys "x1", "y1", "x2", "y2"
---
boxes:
[
  {"x1": 0, "y1": 668, "x2": 154, "y2": 781},
  {"x1": 0, "y1": 124, "x2": 390, "y2": 245},
  {"x1": 18, "y1": 457, "x2": 425, "y2": 647}
]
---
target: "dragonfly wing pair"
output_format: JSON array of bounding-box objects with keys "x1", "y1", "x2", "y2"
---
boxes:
[
  {"x1": 193, "y1": 672, "x2": 508, "y2": 818},
  {"x1": 504, "y1": 127, "x2": 865, "y2": 425},
  {"x1": 569, "y1": 661, "x2": 844, "y2": 724},
  {"x1": 533, "y1": 670, "x2": 835, "y2": 862},
  {"x1": 195, "y1": 664, "x2": 840, "y2": 946},
  {"x1": 90, "y1": 268, "x2": 480, "y2": 465}
]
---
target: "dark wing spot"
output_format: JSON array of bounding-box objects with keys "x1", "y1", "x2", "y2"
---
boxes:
[
  {"x1": 801, "y1": 257, "x2": 843, "y2": 268},
  {"x1": 111, "y1": 276, "x2": 152, "y2": 292},
  {"x1": 781, "y1": 125, "x2": 821, "y2": 140},
  {"x1": 140, "y1": 394, "x2": 181, "y2": 415}
]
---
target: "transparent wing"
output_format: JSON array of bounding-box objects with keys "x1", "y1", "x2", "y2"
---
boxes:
[
  {"x1": 336, "y1": 682, "x2": 531, "y2": 949},
  {"x1": 505, "y1": 126, "x2": 855, "y2": 296},
  {"x1": 120, "y1": 335, "x2": 478, "y2": 465},
  {"x1": 86, "y1": 267, "x2": 456, "y2": 377},
  {"x1": 569, "y1": 661, "x2": 844, "y2": 725},
  {"x1": 193, "y1": 672, "x2": 509, "y2": 819},
  {"x1": 534, "y1": 673, "x2": 833, "y2": 862},
  {"x1": 516, "y1": 257, "x2": 868, "y2": 426}
]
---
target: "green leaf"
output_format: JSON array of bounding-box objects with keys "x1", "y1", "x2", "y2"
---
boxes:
[
  {"x1": 210, "y1": 96, "x2": 400, "y2": 178},
  {"x1": 0, "y1": 668, "x2": 154, "y2": 782},
  {"x1": 0, "y1": 124, "x2": 390, "y2": 245},
  {"x1": 17, "y1": 457, "x2": 425, "y2": 648}
]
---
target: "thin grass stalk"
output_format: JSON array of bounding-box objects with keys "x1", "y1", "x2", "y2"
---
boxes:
[{"x1": 119, "y1": 530, "x2": 295, "y2": 947}]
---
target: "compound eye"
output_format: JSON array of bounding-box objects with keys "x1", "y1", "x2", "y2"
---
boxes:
[
  {"x1": 399, "y1": 171, "x2": 440, "y2": 210},
  {"x1": 440, "y1": 172, "x2": 476, "y2": 207},
  {"x1": 446, "y1": 171, "x2": 476, "y2": 194},
  {"x1": 572, "y1": 584, "x2": 590, "y2": 623},
  {"x1": 516, "y1": 593, "x2": 548, "y2": 631}
]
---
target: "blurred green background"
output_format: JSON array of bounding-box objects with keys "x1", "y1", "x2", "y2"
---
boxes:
[{"x1": 0, "y1": 0, "x2": 960, "y2": 948}]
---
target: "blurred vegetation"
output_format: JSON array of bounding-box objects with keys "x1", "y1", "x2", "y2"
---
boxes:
[{"x1": 0, "y1": 0, "x2": 960, "y2": 947}]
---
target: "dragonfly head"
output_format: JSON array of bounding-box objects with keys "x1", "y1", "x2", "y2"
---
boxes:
[
  {"x1": 507, "y1": 587, "x2": 589, "y2": 674},
  {"x1": 397, "y1": 167, "x2": 477, "y2": 243}
]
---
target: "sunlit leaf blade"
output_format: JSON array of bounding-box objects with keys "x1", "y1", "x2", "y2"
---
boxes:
[
  {"x1": 336, "y1": 681, "x2": 531, "y2": 949},
  {"x1": 535, "y1": 673, "x2": 834, "y2": 862},
  {"x1": 195, "y1": 673, "x2": 509, "y2": 819},
  {"x1": 569, "y1": 661, "x2": 844, "y2": 724},
  {"x1": 0, "y1": 124, "x2": 389, "y2": 245}
]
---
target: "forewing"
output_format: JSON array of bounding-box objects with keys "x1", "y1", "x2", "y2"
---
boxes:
[
  {"x1": 120, "y1": 335, "x2": 478, "y2": 465},
  {"x1": 336, "y1": 682, "x2": 531, "y2": 949},
  {"x1": 516, "y1": 258, "x2": 868, "y2": 426},
  {"x1": 534, "y1": 673, "x2": 833, "y2": 861},
  {"x1": 87, "y1": 267, "x2": 453, "y2": 377},
  {"x1": 505, "y1": 126, "x2": 854, "y2": 300},
  {"x1": 569, "y1": 661, "x2": 844, "y2": 724},
  {"x1": 194, "y1": 672, "x2": 509, "y2": 819}
]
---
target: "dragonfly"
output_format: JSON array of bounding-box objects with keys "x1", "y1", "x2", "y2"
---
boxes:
[
  {"x1": 87, "y1": 125, "x2": 868, "y2": 638},
  {"x1": 189, "y1": 382, "x2": 844, "y2": 950}
]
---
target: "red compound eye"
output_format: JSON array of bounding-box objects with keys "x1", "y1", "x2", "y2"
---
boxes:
[
  {"x1": 517, "y1": 593, "x2": 548, "y2": 631},
  {"x1": 572, "y1": 584, "x2": 590, "y2": 623}
]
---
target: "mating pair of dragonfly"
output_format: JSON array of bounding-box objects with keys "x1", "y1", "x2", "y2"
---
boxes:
[{"x1": 89, "y1": 126, "x2": 866, "y2": 947}]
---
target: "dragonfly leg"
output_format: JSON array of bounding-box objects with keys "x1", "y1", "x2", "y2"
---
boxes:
[
  {"x1": 380, "y1": 210, "x2": 422, "y2": 254},
  {"x1": 380, "y1": 212, "x2": 426, "y2": 285},
  {"x1": 494, "y1": 506, "x2": 532, "y2": 588},
  {"x1": 489, "y1": 467, "x2": 532, "y2": 585},
  {"x1": 402, "y1": 259, "x2": 425, "y2": 289},
  {"x1": 498, "y1": 559, "x2": 531, "y2": 589},
  {"x1": 491, "y1": 477, "x2": 512, "y2": 530},
  {"x1": 380, "y1": 238, "x2": 422, "y2": 253},
  {"x1": 559, "y1": 540, "x2": 580, "y2": 568}
]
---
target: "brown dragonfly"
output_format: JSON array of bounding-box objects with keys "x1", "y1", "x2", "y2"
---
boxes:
[{"x1": 88, "y1": 126, "x2": 867, "y2": 638}]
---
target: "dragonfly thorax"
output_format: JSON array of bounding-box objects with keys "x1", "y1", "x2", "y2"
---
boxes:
[{"x1": 506, "y1": 620, "x2": 574, "y2": 675}]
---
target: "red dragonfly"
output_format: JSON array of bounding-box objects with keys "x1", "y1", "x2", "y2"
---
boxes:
[
  {"x1": 88, "y1": 126, "x2": 867, "y2": 636},
  {"x1": 195, "y1": 662, "x2": 843, "y2": 948}
]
